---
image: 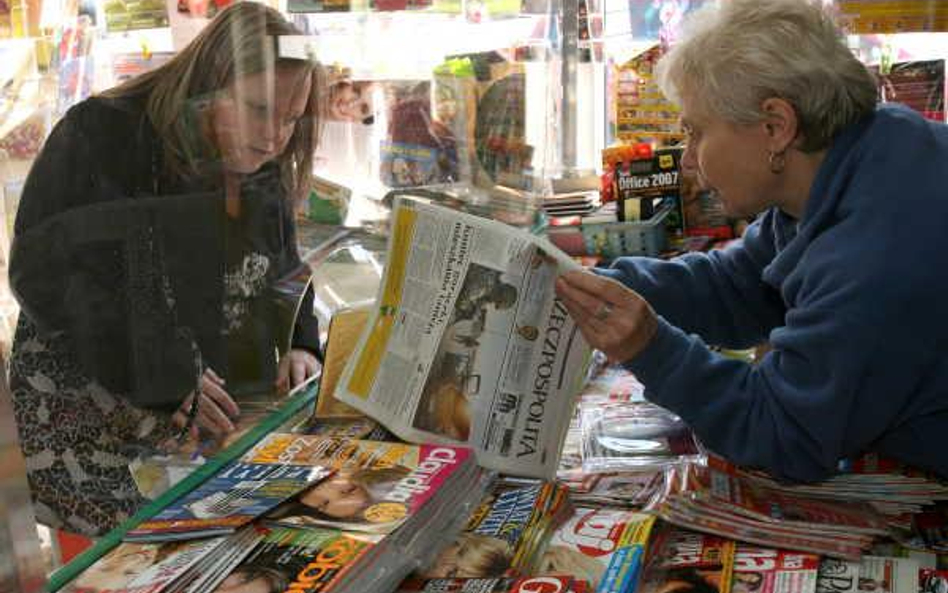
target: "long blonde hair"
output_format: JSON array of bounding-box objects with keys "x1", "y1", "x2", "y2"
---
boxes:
[
  {"x1": 421, "y1": 533, "x2": 513, "y2": 578},
  {"x1": 102, "y1": 2, "x2": 323, "y2": 197},
  {"x1": 539, "y1": 545, "x2": 606, "y2": 589}
]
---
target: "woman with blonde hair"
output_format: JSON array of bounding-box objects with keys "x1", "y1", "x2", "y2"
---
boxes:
[
  {"x1": 537, "y1": 545, "x2": 608, "y2": 590},
  {"x1": 557, "y1": 0, "x2": 948, "y2": 481},
  {"x1": 420, "y1": 533, "x2": 513, "y2": 579},
  {"x1": 9, "y1": 2, "x2": 324, "y2": 535},
  {"x1": 269, "y1": 464, "x2": 412, "y2": 528}
]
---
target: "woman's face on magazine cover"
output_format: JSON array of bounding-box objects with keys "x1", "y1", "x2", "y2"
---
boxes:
[
  {"x1": 732, "y1": 571, "x2": 765, "y2": 593},
  {"x1": 423, "y1": 534, "x2": 511, "y2": 579},
  {"x1": 425, "y1": 540, "x2": 472, "y2": 578},
  {"x1": 74, "y1": 544, "x2": 158, "y2": 589},
  {"x1": 214, "y1": 572, "x2": 273, "y2": 593},
  {"x1": 299, "y1": 474, "x2": 369, "y2": 519},
  {"x1": 653, "y1": 569, "x2": 723, "y2": 593},
  {"x1": 327, "y1": 81, "x2": 374, "y2": 122}
]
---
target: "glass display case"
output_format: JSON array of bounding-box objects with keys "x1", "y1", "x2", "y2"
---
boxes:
[{"x1": 0, "y1": 0, "x2": 946, "y2": 585}]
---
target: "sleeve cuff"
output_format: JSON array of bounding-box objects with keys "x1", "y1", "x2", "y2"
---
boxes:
[
  {"x1": 291, "y1": 316, "x2": 322, "y2": 362},
  {"x1": 622, "y1": 315, "x2": 692, "y2": 403}
]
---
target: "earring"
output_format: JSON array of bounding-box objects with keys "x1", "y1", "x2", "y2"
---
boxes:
[{"x1": 768, "y1": 150, "x2": 786, "y2": 175}]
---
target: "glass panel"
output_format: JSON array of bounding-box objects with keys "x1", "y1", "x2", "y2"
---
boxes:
[{"x1": 0, "y1": 0, "x2": 945, "y2": 566}]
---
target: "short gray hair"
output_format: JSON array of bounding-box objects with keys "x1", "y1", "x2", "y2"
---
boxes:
[{"x1": 655, "y1": 0, "x2": 877, "y2": 152}]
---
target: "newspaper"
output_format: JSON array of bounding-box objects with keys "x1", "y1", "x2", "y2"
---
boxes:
[{"x1": 336, "y1": 197, "x2": 589, "y2": 478}]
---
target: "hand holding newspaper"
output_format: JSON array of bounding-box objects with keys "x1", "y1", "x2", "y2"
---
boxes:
[{"x1": 335, "y1": 197, "x2": 590, "y2": 478}]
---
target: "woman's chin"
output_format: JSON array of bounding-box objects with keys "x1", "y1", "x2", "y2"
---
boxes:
[{"x1": 223, "y1": 155, "x2": 270, "y2": 175}]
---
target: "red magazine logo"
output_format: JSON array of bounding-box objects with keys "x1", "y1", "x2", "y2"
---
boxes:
[
  {"x1": 558, "y1": 509, "x2": 625, "y2": 556},
  {"x1": 515, "y1": 576, "x2": 572, "y2": 593}
]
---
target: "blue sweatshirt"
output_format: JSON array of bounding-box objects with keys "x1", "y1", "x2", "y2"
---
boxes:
[{"x1": 600, "y1": 105, "x2": 948, "y2": 482}]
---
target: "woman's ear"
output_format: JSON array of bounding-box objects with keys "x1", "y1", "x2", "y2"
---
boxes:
[{"x1": 760, "y1": 97, "x2": 799, "y2": 153}]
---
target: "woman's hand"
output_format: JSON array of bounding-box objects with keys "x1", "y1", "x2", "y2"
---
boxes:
[
  {"x1": 276, "y1": 348, "x2": 321, "y2": 393},
  {"x1": 555, "y1": 270, "x2": 659, "y2": 364},
  {"x1": 171, "y1": 368, "x2": 240, "y2": 442}
]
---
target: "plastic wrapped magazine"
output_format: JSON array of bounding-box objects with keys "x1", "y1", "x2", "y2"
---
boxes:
[
  {"x1": 570, "y1": 471, "x2": 667, "y2": 510},
  {"x1": 580, "y1": 401, "x2": 700, "y2": 474}
]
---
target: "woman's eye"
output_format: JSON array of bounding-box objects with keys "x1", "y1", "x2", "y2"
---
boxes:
[{"x1": 244, "y1": 102, "x2": 269, "y2": 116}]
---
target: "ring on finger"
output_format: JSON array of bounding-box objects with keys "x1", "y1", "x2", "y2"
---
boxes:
[{"x1": 594, "y1": 302, "x2": 613, "y2": 321}]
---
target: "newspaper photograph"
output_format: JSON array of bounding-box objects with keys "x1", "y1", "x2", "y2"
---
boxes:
[{"x1": 336, "y1": 196, "x2": 589, "y2": 478}]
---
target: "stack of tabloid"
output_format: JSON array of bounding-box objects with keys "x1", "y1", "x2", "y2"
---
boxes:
[{"x1": 68, "y1": 434, "x2": 487, "y2": 593}]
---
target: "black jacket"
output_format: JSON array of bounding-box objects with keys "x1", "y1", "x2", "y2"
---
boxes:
[{"x1": 9, "y1": 94, "x2": 320, "y2": 409}]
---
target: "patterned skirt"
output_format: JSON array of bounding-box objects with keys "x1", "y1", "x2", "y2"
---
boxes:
[{"x1": 9, "y1": 315, "x2": 178, "y2": 537}]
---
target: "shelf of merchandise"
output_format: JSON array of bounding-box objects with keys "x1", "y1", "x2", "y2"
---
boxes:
[
  {"x1": 44, "y1": 380, "x2": 321, "y2": 592},
  {"x1": 2, "y1": 1, "x2": 948, "y2": 590}
]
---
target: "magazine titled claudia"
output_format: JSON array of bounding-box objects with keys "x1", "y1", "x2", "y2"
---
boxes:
[{"x1": 335, "y1": 196, "x2": 590, "y2": 479}]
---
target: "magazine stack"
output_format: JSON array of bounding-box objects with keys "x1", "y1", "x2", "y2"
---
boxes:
[
  {"x1": 638, "y1": 523, "x2": 736, "y2": 593},
  {"x1": 248, "y1": 433, "x2": 490, "y2": 593},
  {"x1": 59, "y1": 200, "x2": 948, "y2": 593},
  {"x1": 65, "y1": 527, "x2": 264, "y2": 593},
  {"x1": 541, "y1": 506, "x2": 656, "y2": 593},
  {"x1": 415, "y1": 481, "x2": 572, "y2": 580},
  {"x1": 398, "y1": 575, "x2": 592, "y2": 592},
  {"x1": 72, "y1": 433, "x2": 487, "y2": 593},
  {"x1": 733, "y1": 543, "x2": 820, "y2": 593},
  {"x1": 214, "y1": 524, "x2": 386, "y2": 593},
  {"x1": 656, "y1": 456, "x2": 891, "y2": 559},
  {"x1": 733, "y1": 455, "x2": 948, "y2": 518}
]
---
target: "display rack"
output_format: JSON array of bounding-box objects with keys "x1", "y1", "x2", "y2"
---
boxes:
[
  {"x1": 0, "y1": 0, "x2": 946, "y2": 590},
  {"x1": 45, "y1": 380, "x2": 320, "y2": 592}
]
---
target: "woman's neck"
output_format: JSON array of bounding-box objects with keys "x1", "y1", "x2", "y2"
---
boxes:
[
  {"x1": 778, "y1": 148, "x2": 827, "y2": 220},
  {"x1": 224, "y1": 173, "x2": 242, "y2": 218}
]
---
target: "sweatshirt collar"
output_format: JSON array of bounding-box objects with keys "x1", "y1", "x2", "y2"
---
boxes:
[{"x1": 761, "y1": 108, "x2": 876, "y2": 286}]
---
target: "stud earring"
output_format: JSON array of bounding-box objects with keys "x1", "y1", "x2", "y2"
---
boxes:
[{"x1": 768, "y1": 150, "x2": 786, "y2": 174}]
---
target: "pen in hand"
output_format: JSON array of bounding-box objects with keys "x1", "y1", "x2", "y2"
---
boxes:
[{"x1": 172, "y1": 367, "x2": 241, "y2": 447}]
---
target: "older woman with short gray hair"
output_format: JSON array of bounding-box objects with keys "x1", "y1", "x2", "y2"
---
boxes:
[
  {"x1": 557, "y1": 0, "x2": 948, "y2": 482},
  {"x1": 656, "y1": 0, "x2": 877, "y2": 153}
]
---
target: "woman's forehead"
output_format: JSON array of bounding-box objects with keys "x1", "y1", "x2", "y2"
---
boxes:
[
  {"x1": 231, "y1": 65, "x2": 311, "y2": 99},
  {"x1": 678, "y1": 90, "x2": 711, "y2": 123}
]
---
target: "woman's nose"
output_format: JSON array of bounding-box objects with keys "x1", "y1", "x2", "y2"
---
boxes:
[
  {"x1": 258, "y1": 121, "x2": 286, "y2": 151},
  {"x1": 680, "y1": 143, "x2": 698, "y2": 173}
]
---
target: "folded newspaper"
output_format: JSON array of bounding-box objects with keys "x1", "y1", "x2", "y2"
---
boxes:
[{"x1": 335, "y1": 197, "x2": 590, "y2": 479}]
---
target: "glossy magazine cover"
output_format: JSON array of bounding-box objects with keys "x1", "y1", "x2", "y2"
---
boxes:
[
  {"x1": 732, "y1": 545, "x2": 820, "y2": 593},
  {"x1": 124, "y1": 461, "x2": 328, "y2": 541},
  {"x1": 250, "y1": 433, "x2": 474, "y2": 533},
  {"x1": 542, "y1": 508, "x2": 655, "y2": 593}
]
